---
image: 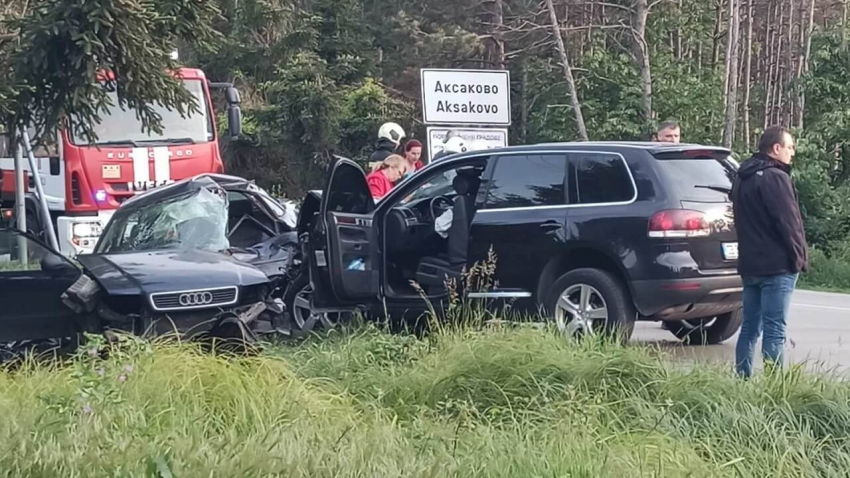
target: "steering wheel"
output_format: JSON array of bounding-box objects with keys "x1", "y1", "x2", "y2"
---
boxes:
[{"x1": 429, "y1": 196, "x2": 453, "y2": 221}]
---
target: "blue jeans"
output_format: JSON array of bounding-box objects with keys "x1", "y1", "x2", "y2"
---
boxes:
[{"x1": 735, "y1": 273, "x2": 799, "y2": 378}]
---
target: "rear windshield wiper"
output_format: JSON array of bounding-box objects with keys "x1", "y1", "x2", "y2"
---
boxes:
[{"x1": 695, "y1": 184, "x2": 732, "y2": 194}]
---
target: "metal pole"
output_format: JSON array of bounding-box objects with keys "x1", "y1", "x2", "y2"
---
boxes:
[
  {"x1": 13, "y1": 129, "x2": 28, "y2": 264},
  {"x1": 20, "y1": 128, "x2": 59, "y2": 250}
]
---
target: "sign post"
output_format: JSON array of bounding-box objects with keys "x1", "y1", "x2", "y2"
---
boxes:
[
  {"x1": 420, "y1": 69, "x2": 511, "y2": 126},
  {"x1": 13, "y1": 133, "x2": 27, "y2": 264},
  {"x1": 420, "y1": 68, "x2": 512, "y2": 161},
  {"x1": 426, "y1": 127, "x2": 508, "y2": 160},
  {"x1": 21, "y1": 129, "x2": 60, "y2": 250}
]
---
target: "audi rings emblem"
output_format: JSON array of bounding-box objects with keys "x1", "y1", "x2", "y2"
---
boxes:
[{"x1": 179, "y1": 291, "x2": 214, "y2": 306}]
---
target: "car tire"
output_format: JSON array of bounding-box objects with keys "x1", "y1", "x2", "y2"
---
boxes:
[
  {"x1": 284, "y1": 272, "x2": 350, "y2": 336},
  {"x1": 667, "y1": 308, "x2": 743, "y2": 345},
  {"x1": 544, "y1": 268, "x2": 636, "y2": 342}
]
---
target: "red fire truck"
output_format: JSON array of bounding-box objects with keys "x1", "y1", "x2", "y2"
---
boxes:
[{"x1": 0, "y1": 67, "x2": 241, "y2": 256}]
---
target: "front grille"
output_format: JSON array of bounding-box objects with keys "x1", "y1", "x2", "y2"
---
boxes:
[{"x1": 149, "y1": 286, "x2": 239, "y2": 312}]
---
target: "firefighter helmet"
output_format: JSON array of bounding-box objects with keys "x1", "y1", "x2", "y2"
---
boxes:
[{"x1": 378, "y1": 122, "x2": 406, "y2": 145}]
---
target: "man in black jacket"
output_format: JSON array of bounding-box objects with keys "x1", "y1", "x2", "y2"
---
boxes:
[
  {"x1": 731, "y1": 126, "x2": 808, "y2": 378},
  {"x1": 369, "y1": 122, "x2": 405, "y2": 164}
]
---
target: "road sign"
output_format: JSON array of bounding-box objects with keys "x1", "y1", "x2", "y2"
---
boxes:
[
  {"x1": 420, "y1": 69, "x2": 511, "y2": 126},
  {"x1": 426, "y1": 127, "x2": 508, "y2": 161}
]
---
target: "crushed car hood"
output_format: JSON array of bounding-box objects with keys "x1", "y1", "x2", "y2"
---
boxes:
[
  {"x1": 78, "y1": 249, "x2": 270, "y2": 297},
  {"x1": 117, "y1": 173, "x2": 262, "y2": 211}
]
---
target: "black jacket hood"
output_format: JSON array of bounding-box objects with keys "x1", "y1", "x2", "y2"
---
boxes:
[
  {"x1": 374, "y1": 138, "x2": 398, "y2": 152},
  {"x1": 369, "y1": 138, "x2": 400, "y2": 163},
  {"x1": 737, "y1": 152, "x2": 790, "y2": 179}
]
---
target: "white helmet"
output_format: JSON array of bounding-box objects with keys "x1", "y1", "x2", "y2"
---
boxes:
[
  {"x1": 378, "y1": 122, "x2": 405, "y2": 145},
  {"x1": 443, "y1": 136, "x2": 468, "y2": 154}
]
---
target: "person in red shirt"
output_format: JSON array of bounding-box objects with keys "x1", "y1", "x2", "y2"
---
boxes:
[
  {"x1": 404, "y1": 139, "x2": 424, "y2": 172},
  {"x1": 367, "y1": 154, "x2": 407, "y2": 200}
]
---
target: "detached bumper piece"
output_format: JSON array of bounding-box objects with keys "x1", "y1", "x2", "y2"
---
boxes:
[{"x1": 62, "y1": 275, "x2": 102, "y2": 314}]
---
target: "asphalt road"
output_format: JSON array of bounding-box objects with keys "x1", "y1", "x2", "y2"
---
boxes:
[{"x1": 633, "y1": 289, "x2": 850, "y2": 376}]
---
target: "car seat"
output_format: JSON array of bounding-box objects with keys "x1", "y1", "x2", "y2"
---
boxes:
[{"x1": 414, "y1": 171, "x2": 480, "y2": 293}]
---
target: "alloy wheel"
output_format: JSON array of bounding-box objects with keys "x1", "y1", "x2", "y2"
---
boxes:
[
  {"x1": 554, "y1": 283, "x2": 609, "y2": 336},
  {"x1": 292, "y1": 283, "x2": 342, "y2": 332}
]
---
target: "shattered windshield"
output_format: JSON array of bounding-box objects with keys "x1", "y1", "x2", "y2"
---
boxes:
[{"x1": 96, "y1": 187, "x2": 230, "y2": 253}]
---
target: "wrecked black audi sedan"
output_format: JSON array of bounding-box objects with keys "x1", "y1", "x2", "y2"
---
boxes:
[{"x1": 54, "y1": 174, "x2": 300, "y2": 342}]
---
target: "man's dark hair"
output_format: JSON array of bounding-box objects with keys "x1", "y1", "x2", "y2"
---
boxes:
[
  {"x1": 758, "y1": 126, "x2": 791, "y2": 154},
  {"x1": 657, "y1": 120, "x2": 680, "y2": 132}
]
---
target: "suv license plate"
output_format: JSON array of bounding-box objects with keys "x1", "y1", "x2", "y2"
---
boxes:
[{"x1": 722, "y1": 242, "x2": 738, "y2": 260}]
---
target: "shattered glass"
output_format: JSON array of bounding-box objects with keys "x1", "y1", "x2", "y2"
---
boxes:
[{"x1": 98, "y1": 186, "x2": 230, "y2": 253}]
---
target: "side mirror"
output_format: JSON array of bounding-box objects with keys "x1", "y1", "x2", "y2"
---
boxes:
[
  {"x1": 224, "y1": 86, "x2": 241, "y2": 105},
  {"x1": 227, "y1": 106, "x2": 242, "y2": 141}
]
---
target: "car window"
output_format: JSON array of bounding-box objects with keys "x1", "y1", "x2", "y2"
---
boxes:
[
  {"x1": 654, "y1": 158, "x2": 736, "y2": 202},
  {"x1": 0, "y1": 125, "x2": 9, "y2": 158},
  {"x1": 0, "y1": 127, "x2": 57, "y2": 158},
  {"x1": 401, "y1": 169, "x2": 458, "y2": 204},
  {"x1": 325, "y1": 161, "x2": 374, "y2": 214},
  {"x1": 0, "y1": 231, "x2": 52, "y2": 272},
  {"x1": 484, "y1": 154, "x2": 567, "y2": 209},
  {"x1": 571, "y1": 153, "x2": 635, "y2": 205},
  {"x1": 398, "y1": 157, "x2": 489, "y2": 205},
  {"x1": 28, "y1": 128, "x2": 59, "y2": 157}
]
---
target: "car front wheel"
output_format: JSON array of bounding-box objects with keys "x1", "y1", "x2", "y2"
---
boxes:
[
  {"x1": 284, "y1": 272, "x2": 350, "y2": 336},
  {"x1": 544, "y1": 268, "x2": 636, "y2": 342}
]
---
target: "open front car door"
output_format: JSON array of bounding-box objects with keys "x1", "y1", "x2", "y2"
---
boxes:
[
  {"x1": 0, "y1": 229, "x2": 84, "y2": 342},
  {"x1": 308, "y1": 158, "x2": 379, "y2": 311}
]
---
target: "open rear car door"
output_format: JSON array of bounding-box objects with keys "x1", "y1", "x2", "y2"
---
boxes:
[{"x1": 308, "y1": 158, "x2": 379, "y2": 312}]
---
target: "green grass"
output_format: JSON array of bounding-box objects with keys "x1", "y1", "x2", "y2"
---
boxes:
[
  {"x1": 799, "y1": 248, "x2": 850, "y2": 294},
  {"x1": 2, "y1": 326, "x2": 850, "y2": 477}
]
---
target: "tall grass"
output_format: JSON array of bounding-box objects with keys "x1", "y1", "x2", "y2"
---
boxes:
[
  {"x1": 3, "y1": 325, "x2": 850, "y2": 477},
  {"x1": 3, "y1": 250, "x2": 849, "y2": 476},
  {"x1": 800, "y1": 247, "x2": 850, "y2": 292}
]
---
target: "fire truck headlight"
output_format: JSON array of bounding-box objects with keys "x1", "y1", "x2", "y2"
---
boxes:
[
  {"x1": 95, "y1": 190, "x2": 107, "y2": 202},
  {"x1": 70, "y1": 222, "x2": 103, "y2": 248},
  {"x1": 73, "y1": 223, "x2": 93, "y2": 238}
]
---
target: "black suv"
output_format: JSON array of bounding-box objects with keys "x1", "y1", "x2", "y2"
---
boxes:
[{"x1": 292, "y1": 142, "x2": 743, "y2": 344}]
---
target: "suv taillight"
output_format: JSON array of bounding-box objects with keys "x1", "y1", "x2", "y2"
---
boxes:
[{"x1": 648, "y1": 210, "x2": 710, "y2": 238}]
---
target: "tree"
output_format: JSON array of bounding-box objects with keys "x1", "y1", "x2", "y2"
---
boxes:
[
  {"x1": 0, "y1": 0, "x2": 221, "y2": 147},
  {"x1": 796, "y1": 0, "x2": 817, "y2": 128},
  {"x1": 741, "y1": 0, "x2": 754, "y2": 148},
  {"x1": 632, "y1": 0, "x2": 654, "y2": 128},
  {"x1": 711, "y1": 0, "x2": 724, "y2": 69},
  {"x1": 545, "y1": 0, "x2": 588, "y2": 140},
  {"x1": 722, "y1": 0, "x2": 740, "y2": 147}
]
